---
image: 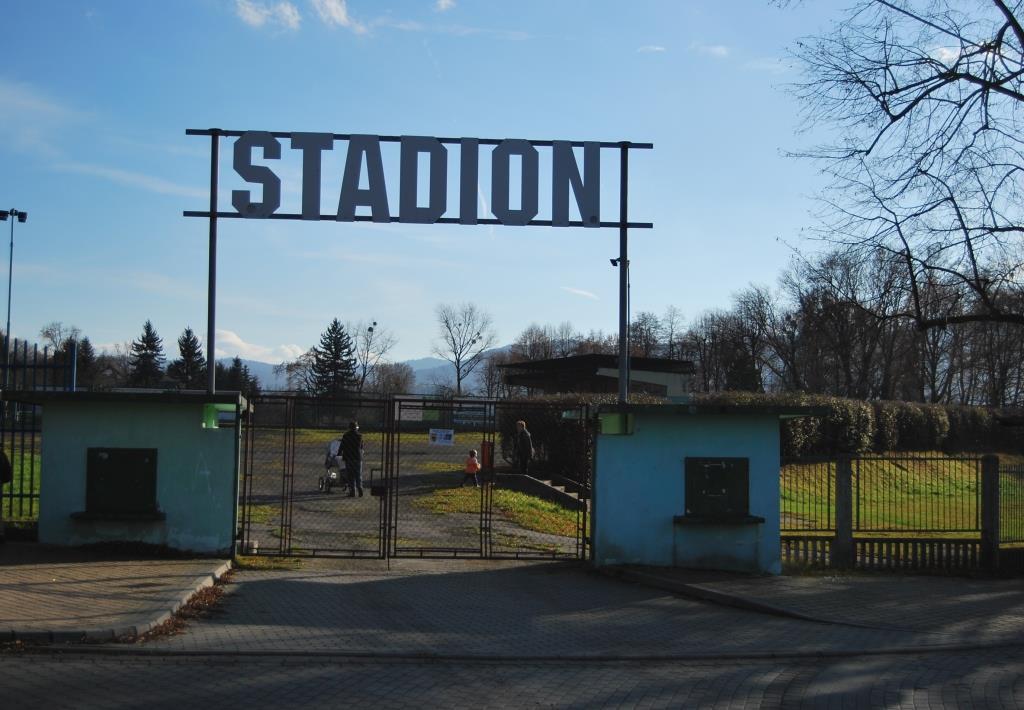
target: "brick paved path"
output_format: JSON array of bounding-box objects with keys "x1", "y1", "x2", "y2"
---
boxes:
[
  {"x1": 143, "y1": 561, "x2": 944, "y2": 657},
  {"x1": 2, "y1": 648, "x2": 1022, "y2": 708}
]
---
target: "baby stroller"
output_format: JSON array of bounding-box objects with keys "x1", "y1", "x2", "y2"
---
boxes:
[{"x1": 319, "y1": 438, "x2": 345, "y2": 493}]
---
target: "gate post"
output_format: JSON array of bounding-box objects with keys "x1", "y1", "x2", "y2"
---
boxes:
[
  {"x1": 832, "y1": 456, "x2": 854, "y2": 570},
  {"x1": 981, "y1": 455, "x2": 1000, "y2": 572}
]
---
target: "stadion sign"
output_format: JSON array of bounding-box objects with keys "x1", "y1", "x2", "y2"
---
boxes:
[
  {"x1": 185, "y1": 129, "x2": 653, "y2": 229},
  {"x1": 184, "y1": 128, "x2": 652, "y2": 395}
]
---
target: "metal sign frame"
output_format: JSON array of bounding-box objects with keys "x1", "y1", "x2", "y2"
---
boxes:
[{"x1": 184, "y1": 129, "x2": 653, "y2": 402}]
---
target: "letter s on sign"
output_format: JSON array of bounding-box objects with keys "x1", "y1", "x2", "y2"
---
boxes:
[{"x1": 231, "y1": 131, "x2": 282, "y2": 218}]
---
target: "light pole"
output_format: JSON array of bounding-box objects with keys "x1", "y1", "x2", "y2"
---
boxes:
[{"x1": 0, "y1": 209, "x2": 27, "y2": 390}]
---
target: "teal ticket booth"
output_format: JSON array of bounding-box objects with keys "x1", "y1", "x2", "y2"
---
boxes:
[
  {"x1": 9, "y1": 390, "x2": 246, "y2": 555},
  {"x1": 592, "y1": 403, "x2": 817, "y2": 574}
]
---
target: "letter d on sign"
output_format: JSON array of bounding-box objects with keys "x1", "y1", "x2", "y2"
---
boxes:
[{"x1": 400, "y1": 136, "x2": 448, "y2": 224}]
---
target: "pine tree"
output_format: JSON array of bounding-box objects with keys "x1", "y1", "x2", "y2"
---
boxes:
[
  {"x1": 216, "y1": 356, "x2": 260, "y2": 397},
  {"x1": 127, "y1": 320, "x2": 165, "y2": 387},
  {"x1": 76, "y1": 336, "x2": 96, "y2": 390},
  {"x1": 311, "y1": 318, "x2": 356, "y2": 398},
  {"x1": 168, "y1": 327, "x2": 207, "y2": 389}
]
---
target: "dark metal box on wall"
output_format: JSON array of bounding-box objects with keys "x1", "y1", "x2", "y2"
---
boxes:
[
  {"x1": 684, "y1": 457, "x2": 749, "y2": 518},
  {"x1": 81, "y1": 448, "x2": 162, "y2": 518}
]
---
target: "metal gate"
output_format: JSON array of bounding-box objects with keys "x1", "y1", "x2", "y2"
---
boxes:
[
  {"x1": 238, "y1": 395, "x2": 592, "y2": 561},
  {"x1": 238, "y1": 395, "x2": 390, "y2": 558}
]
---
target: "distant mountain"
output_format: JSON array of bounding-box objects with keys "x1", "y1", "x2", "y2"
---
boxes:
[
  {"x1": 223, "y1": 345, "x2": 513, "y2": 395},
  {"x1": 217, "y1": 358, "x2": 287, "y2": 391}
]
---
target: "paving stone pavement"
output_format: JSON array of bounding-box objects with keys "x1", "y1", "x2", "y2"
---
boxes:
[
  {"x1": 136, "y1": 559, "x2": 1000, "y2": 657},
  {"x1": 609, "y1": 566, "x2": 1024, "y2": 643},
  {"x1": 4, "y1": 551, "x2": 1024, "y2": 707},
  {"x1": 0, "y1": 543, "x2": 229, "y2": 641},
  {"x1": 1, "y1": 648, "x2": 1022, "y2": 708}
]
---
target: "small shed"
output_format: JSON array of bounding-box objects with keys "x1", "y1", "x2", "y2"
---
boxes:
[
  {"x1": 499, "y1": 354, "x2": 695, "y2": 398},
  {"x1": 592, "y1": 403, "x2": 818, "y2": 574},
  {"x1": 7, "y1": 390, "x2": 246, "y2": 554}
]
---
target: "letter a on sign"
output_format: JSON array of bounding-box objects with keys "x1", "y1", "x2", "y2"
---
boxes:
[{"x1": 338, "y1": 135, "x2": 391, "y2": 223}]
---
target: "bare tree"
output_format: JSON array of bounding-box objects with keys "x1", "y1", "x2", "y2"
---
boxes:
[
  {"x1": 274, "y1": 348, "x2": 317, "y2": 393},
  {"x1": 661, "y1": 306, "x2": 685, "y2": 359},
  {"x1": 629, "y1": 311, "x2": 662, "y2": 357},
  {"x1": 791, "y1": 0, "x2": 1024, "y2": 329},
  {"x1": 348, "y1": 320, "x2": 397, "y2": 395},
  {"x1": 480, "y1": 351, "x2": 511, "y2": 398},
  {"x1": 552, "y1": 321, "x2": 579, "y2": 358},
  {"x1": 369, "y1": 361, "x2": 415, "y2": 395},
  {"x1": 39, "y1": 321, "x2": 81, "y2": 351},
  {"x1": 511, "y1": 324, "x2": 554, "y2": 361},
  {"x1": 433, "y1": 302, "x2": 497, "y2": 396}
]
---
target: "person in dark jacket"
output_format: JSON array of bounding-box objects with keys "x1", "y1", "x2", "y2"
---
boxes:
[
  {"x1": 341, "y1": 421, "x2": 364, "y2": 497},
  {"x1": 513, "y1": 419, "x2": 534, "y2": 476}
]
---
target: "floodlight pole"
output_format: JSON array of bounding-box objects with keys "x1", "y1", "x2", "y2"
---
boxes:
[
  {"x1": 617, "y1": 143, "x2": 630, "y2": 405},
  {"x1": 206, "y1": 130, "x2": 220, "y2": 394}
]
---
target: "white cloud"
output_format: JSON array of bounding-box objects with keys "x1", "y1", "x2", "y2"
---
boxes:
[
  {"x1": 53, "y1": 162, "x2": 206, "y2": 199},
  {"x1": 560, "y1": 286, "x2": 599, "y2": 300},
  {"x1": 690, "y1": 42, "x2": 730, "y2": 58},
  {"x1": 637, "y1": 45, "x2": 666, "y2": 53},
  {"x1": 311, "y1": 0, "x2": 366, "y2": 33},
  {"x1": 931, "y1": 46, "x2": 961, "y2": 64},
  {"x1": 216, "y1": 329, "x2": 305, "y2": 363},
  {"x1": 276, "y1": 2, "x2": 301, "y2": 29},
  {"x1": 235, "y1": 0, "x2": 301, "y2": 30},
  {"x1": 435, "y1": 0, "x2": 455, "y2": 11},
  {"x1": 0, "y1": 79, "x2": 84, "y2": 157}
]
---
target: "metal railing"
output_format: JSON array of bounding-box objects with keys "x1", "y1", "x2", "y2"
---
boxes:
[
  {"x1": 1002, "y1": 464, "x2": 1024, "y2": 544},
  {"x1": 1, "y1": 339, "x2": 76, "y2": 526}
]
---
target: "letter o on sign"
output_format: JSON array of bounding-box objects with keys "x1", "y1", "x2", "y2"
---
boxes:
[{"x1": 491, "y1": 139, "x2": 539, "y2": 226}]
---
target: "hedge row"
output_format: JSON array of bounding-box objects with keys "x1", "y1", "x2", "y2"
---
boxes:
[
  {"x1": 696, "y1": 391, "x2": 1024, "y2": 457},
  {"x1": 501, "y1": 392, "x2": 1023, "y2": 466}
]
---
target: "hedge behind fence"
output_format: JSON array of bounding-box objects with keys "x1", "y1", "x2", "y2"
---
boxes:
[
  {"x1": 498, "y1": 392, "x2": 1022, "y2": 472},
  {"x1": 698, "y1": 392, "x2": 1023, "y2": 457}
]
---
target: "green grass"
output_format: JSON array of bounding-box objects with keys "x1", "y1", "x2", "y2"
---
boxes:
[
  {"x1": 233, "y1": 555, "x2": 303, "y2": 570},
  {"x1": 782, "y1": 452, "x2": 1024, "y2": 538},
  {"x1": 242, "y1": 504, "x2": 280, "y2": 525},
  {"x1": 3, "y1": 451, "x2": 41, "y2": 521},
  {"x1": 412, "y1": 486, "x2": 584, "y2": 538}
]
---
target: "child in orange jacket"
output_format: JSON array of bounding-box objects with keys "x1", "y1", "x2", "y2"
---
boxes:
[{"x1": 463, "y1": 449, "x2": 481, "y2": 487}]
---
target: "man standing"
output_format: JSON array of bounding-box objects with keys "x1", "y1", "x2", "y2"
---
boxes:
[
  {"x1": 513, "y1": 419, "x2": 534, "y2": 477},
  {"x1": 341, "y1": 421, "x2": 364, "y2": 497}
]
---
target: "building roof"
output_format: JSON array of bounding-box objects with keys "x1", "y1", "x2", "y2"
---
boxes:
[{"x1": 498, "y1": 354, "x2": 695, "y2": 375}]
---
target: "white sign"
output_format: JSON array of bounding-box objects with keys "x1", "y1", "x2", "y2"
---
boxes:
[
  {"x1": 231, "y1": 132, "x2": 602, "y2": 227},
  {"x1": 428, "y1": 428, "x2": 455, "y2": 446}
]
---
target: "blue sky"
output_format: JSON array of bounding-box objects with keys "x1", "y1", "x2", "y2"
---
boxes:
[{"x1": 0, "y1": 0, "x2": 842, "y2": 363}]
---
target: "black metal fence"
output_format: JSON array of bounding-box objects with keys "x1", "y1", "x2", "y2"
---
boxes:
[
  {"x1": 782, "y1": 454, "x2": 1021, "y2": 573},
  {"x1": 236, "y1": 395, "x2": 592, "y2": 561},
  {"x1": 1003, "y1": 464, "x2": 1024, "y2": 544},
  {"x1": 781, "y1": 456, "x2": 983, "y2": 535},
  {"x1": 0, "y1": 340, "x2": 75, "y2": 528}
]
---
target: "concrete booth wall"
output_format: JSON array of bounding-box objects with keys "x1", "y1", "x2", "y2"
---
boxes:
[
  {"x1": 24, "y1": 392, "x2": 244, "y2": 554},
  {"x1": 593, "y1": 405, "x2": 813, "y2": 575}
]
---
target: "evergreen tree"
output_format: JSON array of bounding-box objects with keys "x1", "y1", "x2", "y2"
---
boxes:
[
  {"x1": 76, "y1": 336, "x2": 97, "y2": 390},
  {"x1": 127, "y1": 320, "x2": 165, "y2": 387},
  {"x1": 215, "y1": 356, "x2": 260, "y2": 397},
  {"x1": 167, "y1": 327, "x2": 207, "y2": 389},
  {"x1": 311, "y1": 318, "x2": 356, "y2": 398}
]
